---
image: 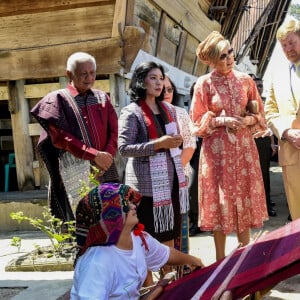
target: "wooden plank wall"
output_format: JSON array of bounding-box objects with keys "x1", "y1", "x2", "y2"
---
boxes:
[
  {"x1": 1, "y1": 0, "x2": 218, "y2": 80},
  {"x1": 1, "y1": 7, "x2": 114, "y2": 50},
  {"x1": 126, "y1": 0, "x2": 161, "y2": 56},
  {"x1": 0, "y1": 1, "x2": 113, "y2": 80},
  {"x1": 156, "y1": 13, "x2": 181, "y2": 66},
  {"x1": 0, "y1": 0, "x2": 145, "y2": 80},
  {"x1": 153, "y1": 0, "x2": 220, "y2": 41},
  {"x1": 126, "y1": 0, "x2": 220, "y2": 77}
]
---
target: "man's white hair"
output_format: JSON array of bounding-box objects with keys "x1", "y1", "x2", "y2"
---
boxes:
[{"x1": 66, "y1": 52, "x2": 96, "y2": 74}]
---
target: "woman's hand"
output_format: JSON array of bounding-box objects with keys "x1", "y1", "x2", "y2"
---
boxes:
[
  {"x1": 154, "y1": 134, "x2": 183, "y2": 150},
  {"x1": 188, "y1": 257, "x2": 205, "y2": 270},
  {"x1": 223, "y1": 116, "x2": 243, "y2": 130},
  {"x1": 234, "y1": 115, "x2": 256, "y2": 127}
]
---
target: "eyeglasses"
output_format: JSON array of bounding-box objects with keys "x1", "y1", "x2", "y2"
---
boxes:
[
  {"x1": 164, "y1": 87, "x2": 174, "y2": 94},
  {"x1": 219, "y1": 48, "x2": 234, "y2": 60}
]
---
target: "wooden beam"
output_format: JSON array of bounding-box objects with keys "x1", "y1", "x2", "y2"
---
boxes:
[
  {"x1": 112, "y1": 0, "x2": 127, "y2": 37},
  {"x1": 24, "y1": 83, "x2": 61, "y2": 99},
  {"x1": 1, "y1": 6, "x2": 114, "y2": 51},
  {"x1": 152, "y1": 0, "x2": 220, "y2": 41},
  {"x1": 156, "y1": 13, "x2": 179, "y2": 66},
  {"x1": 175, "y1": 31, "x2": 188, "y2": 68},
  {"x1": 93, "y1": 80, "x2": 110, "y2": 93},
  {"x1": 24, "y1": 80, "x2": 110, "y2": 99},
  {"x1": 180, "y1": 34, "x2": 200, "y2": 75},
  {"x1": 0, "y1": 0, "x2": 114, "y2": 17},
  {"x1": 129, "y1": 0, "x2": 161, "y2": 55},
  {"x1": 32, "y1": 160, "x2": 41, "y2": 187},
  {"x1": 125, "y1": 0, "x2": 135, "y2": 25},
  {"x1": 28, "y1": 123, "x2": 42, "y2": 137},
  {"x1": 9, "y1": 80, "x2": 35, "y2": 190},
  {"x1": 1, "y1": 80, "x2": 110, "y2": 100},
  {"x1": 123, "y1": 26, "x2": 146, "y2": 70},
  {"x1": 0, "y1": 85, "x2": 9, "y2": 100},
  {"x1": 0, "y1": 26, "x2": 145, "y2": 80}
]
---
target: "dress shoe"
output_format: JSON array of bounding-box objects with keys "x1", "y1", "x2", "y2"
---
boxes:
[
  {"x1": 189, "y1": 223, "x2": 197, "y2": 237},
  {"x1": 189, "y1": 224, "x2": 204, "y2": 236},
  {"x1": 268, "y1": 208, "x2": 277, "y2": 217},
  {"x1": 286, "y1": 214, "x2": 292, "y2": 224}
]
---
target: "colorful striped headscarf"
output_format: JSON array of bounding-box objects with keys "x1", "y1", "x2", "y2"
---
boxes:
[{"x1": 75, "y1": 182, "x2": 142, "y2": 257}]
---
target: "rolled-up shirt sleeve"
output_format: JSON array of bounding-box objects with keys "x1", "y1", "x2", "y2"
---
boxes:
[{"x1": 48, "y1": 123, "x2": 98, "y2": 160}]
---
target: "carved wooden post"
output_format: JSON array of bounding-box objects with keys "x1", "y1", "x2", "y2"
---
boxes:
[
  {"x1": 8, "y1": 80, "x2": 35, "y2": 190},
  {"x1": 109, "y1": 74, "x2": 128, "y2": 182}
]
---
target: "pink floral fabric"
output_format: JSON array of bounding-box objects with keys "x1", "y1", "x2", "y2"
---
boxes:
[{"x1": 190, "y1": 70, "x2": 268, "y2": 234}]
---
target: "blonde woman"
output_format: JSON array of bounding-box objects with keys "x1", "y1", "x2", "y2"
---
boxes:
[{"x1": 190, "y1": 31, "x2": 268, "y2": 261}]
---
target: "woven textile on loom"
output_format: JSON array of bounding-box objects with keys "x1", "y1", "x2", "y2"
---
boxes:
[{"x1": 158, "y1": 219, "x2": 300, "y2": 300}]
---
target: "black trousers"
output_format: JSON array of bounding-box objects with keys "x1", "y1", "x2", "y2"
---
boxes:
[
  {"x1": 188, "y1": 138, "x2": 202, "y2": 225},
  {"x1": 255, "y1": 137, "x2": 272, "y2": 209}
]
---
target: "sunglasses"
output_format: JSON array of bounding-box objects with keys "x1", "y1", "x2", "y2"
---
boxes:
[
  {"x1": 219, "y1": 48, "x2": 234, "y2": 60},
  {"x1": 164, "y1": 87, "x2": 174, "y2": 94}
]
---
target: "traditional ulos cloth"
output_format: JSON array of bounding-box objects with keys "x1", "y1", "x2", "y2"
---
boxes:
[
  {"x1": 119, "y1": 100, "x2": 188, "y2": 242},
  {"x1": 31, "y1": 85, "x2": 119, "y2": 221},
  {"x1": 158, "y1": 218, "x2": 300, "y2": 300},
  {"x1": 190, "y1": 70, "x2": 268, "y2": 234},
  {"x1": 140, "y1": 100, "x2": 189, "y2": 234},
  {"x1": 173, "y1": 105, "x2": 196, "y2": 255}
]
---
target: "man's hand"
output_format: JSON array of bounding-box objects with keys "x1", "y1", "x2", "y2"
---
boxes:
[
  {"x1": 283, "y1": 129, "x2": 300, "y2": 149},
  {"x1": 94, "y1": 151, "x2": 113, "y2": 174}
]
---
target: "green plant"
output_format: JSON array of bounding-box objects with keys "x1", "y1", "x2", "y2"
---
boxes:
[
  {"x1": 10, "y1": 208, "x2": 75, "y2": 256},
  {"x1": 10, "y1": 236, "x2": 22, "y2": 253},
  {"x1": 79, "y1": 165, "x2": 100, "y2": 197},
  {"x1": 9, "y1": 167, "x2": 99, "y2": 260}
]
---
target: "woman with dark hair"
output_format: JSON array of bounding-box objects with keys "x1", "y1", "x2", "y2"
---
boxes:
[
  {"x1": 163, "y1": 75, "x2": 181, "y2": 107},
  {"x1": 118, "y1": 61, "x2": 188, "y2": 286},
  {"x1": 163, "y1": 75, "x2": 196, "y2": 255},
  {"x1": 163, "y1": 75, "x2": 195, "y2": 189}
]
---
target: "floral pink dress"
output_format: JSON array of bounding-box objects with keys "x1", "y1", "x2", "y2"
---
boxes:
[{"x1": 190, "y1": 70, "x2": 268, "y2": 234}]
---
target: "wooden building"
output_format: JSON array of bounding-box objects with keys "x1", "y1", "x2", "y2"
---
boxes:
[{"x1": 0, "y1": 0, "x2": 291, "y2": 193}]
